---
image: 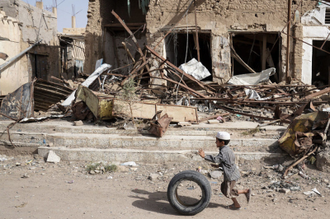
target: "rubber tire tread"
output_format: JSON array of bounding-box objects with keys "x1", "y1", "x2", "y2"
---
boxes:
[{"x1": 167, "y1": 170, "x2": 211, "y2": 215}]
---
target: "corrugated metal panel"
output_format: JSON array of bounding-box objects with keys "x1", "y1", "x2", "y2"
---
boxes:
[{"x1": 33, "y1": 79, "x2": 73, "y2": 111}]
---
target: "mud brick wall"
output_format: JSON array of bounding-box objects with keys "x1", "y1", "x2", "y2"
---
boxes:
[{"x1": 85, "y1": 0, "x2": 318, "y2": 82}]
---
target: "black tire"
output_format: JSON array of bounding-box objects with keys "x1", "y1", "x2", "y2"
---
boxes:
[{"x1": 167, "y1": 170, "x2": 211, "y2": 215}]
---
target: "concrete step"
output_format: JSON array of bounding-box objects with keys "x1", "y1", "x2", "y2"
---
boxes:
[
  {"x1": 0, "y1": 120, "x2": 286, "y2": 137},
  {"x1": 0, "y1": 120, "x2": 286, "y2": 162},
  {"x1": 38, "y1": 146, "x2": 285, "y2": 164},
  {"x1": 0, "y1": 132, "x2": 277, "y2": 151}
]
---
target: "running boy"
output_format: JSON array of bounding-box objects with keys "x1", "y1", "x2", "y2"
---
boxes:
[{"x1": 198, "y1": 131, "x2": 251, "y2": 210}]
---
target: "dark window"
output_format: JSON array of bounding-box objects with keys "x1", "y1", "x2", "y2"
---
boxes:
[{"x1": 325, "y1": 9, "x2": 330, "y2": 24}]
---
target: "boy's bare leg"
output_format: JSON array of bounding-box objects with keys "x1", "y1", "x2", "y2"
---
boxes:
[
  {"x1": 237, "y1": 189, "x2": 249, "y2": 194},
  {"x1": 231, "y1": 198, "x2": 241, "y2": 208},
  {"x1": 237, "y1": 189, "x2": 251, "y2": 203}
]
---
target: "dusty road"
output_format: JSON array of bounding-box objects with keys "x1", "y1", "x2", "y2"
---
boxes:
[{"x1": 1, "y1": 155, "x2": 330, "y2": 219}]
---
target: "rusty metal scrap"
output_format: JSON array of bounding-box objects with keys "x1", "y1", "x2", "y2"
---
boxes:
[
  {"x1": 0, "y1": 81, "x2": 34, "y2": 120},
  {"x1": 34, "y1": 79, "x2": 73, "y2": 111},
  {"x1": 149, "y1": 111, "x2": 173, "y2": 137},
  {"x1": 0, "y1": 79, "x2": 73, "y2": 120},
  {"x1": 278, "y1": 111, "x2": 329, "y2": 157}
]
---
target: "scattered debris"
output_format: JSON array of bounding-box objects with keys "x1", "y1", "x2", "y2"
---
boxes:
[
  {"x1": 21, "y1": 173, "x2": 30, "y2": 178},
  {"x1": 46, "y1": 151, "x2": 61, "y2": 163},
  {"x1": 85, "y1": 162, "x2": 117, "y2": 174},
  {"x1": 304, "y1": 188, "x2": 322, "y2": 197},
  {"x1": 148, "y1": 173, "x2": 159, "y2": 181},
  {"x1": 120, "y1": 161, "x2": 138, "y2": 167},
  {"x1": 73, "y1": 120, "x2": 84, "y2": 126},
  {"x1": 149, "y1": 111, "x2": 173, "y2": 137}
]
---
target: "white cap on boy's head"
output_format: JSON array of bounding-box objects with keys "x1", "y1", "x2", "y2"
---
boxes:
[{"x1": 216, "y1": 131, "x2": 230, "y2": 140}]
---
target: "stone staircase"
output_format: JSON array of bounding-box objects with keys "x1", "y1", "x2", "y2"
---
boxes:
[{"x1": 0, "y1": 119, "x2": 288, "y2": 163}]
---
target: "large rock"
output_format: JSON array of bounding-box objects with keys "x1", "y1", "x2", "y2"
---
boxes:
[{"x1": 316, "y1": 148, "x2": 330, "y2": 172}]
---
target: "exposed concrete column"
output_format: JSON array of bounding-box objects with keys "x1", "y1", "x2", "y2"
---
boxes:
[
  {"x1": 52, "y1": 7, "x2": 57, "y2": 17},
  {"x1": 72, "y1": 16, "x2": 76, "y2": 28},
  {"x1": 293, "y1": 24, "x2": 303, "y2": 81},
  {"x1": 212, "y1": 35, "x2": 231, "y2": 84},
  {"x1": 36, "y1": 1, "x2": 43, "y2": 10}
]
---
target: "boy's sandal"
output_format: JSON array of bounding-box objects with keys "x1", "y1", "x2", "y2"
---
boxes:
[
  {"x1": 227, "y1": 204, "x2": 241, "y2": 210},
  {"x1": 245, "y1": 189, "x2": 251, "y2": 204}
]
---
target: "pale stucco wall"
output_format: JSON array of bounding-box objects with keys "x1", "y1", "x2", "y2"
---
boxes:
[
  {"x1": 0, "y1": 0, "x2": 59, "y2": 95},
  {"x1": 301, "y1": 5, "x2": 330, "y2": 85},
  {"x1": 0, "y1": 11, "x2": 28, "y2": 95}
]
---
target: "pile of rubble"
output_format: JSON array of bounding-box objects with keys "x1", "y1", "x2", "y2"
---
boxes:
[{"x1": 1, "y1": 11, "x2": 330, "y2": 176}]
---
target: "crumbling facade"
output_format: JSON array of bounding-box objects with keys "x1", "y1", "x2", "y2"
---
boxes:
[
  {"x1": 59, "y1": 28, "x2": 86, "y2": 79},
  {"x1": 85, "y1": 0, "x2": 330, "y2": 86},
  {"x1": 0, "y1": 0, "x2": 59, "y2": 95}
]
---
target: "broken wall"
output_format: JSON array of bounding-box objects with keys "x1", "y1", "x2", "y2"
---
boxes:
[
  {"x1": 146, "y1": 0, "x2": 317, "y2": 83},
  {"x1": 0, "y1": 0, "x2": 60, "y2": 94},
  {"x1": 85, "y1": 0, "x2": 147, "y2": 74},
  {"x1": 85, "y1": 0, "x2": 317, "y2": 83}
]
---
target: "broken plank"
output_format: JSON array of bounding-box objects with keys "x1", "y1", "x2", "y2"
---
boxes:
[
  {"x1": 304, "y1": 87, "x2": 330, "y2": 100},
  {"x1": 120, "y1": 60, "x2": 148, "y2": 86},
  {"x1": 140, "y1": 75, "x2": 207, "y2": 98}
]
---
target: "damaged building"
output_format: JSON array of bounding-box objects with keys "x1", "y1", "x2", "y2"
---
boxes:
[
  {"x1": 59, "y1": 27, "x2": 86, "y2": 80},
  {"x1": 84, "y1": 0, "x2": 330, "y2": 87},
  {"x1": 0, "y1": 0, "x2": 59, "y2": 96}
]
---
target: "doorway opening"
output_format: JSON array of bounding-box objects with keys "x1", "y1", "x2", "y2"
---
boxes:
[
  {"x1": 165, "y1": 32, "x2": 212, "y2": 81},
  {"x1": 231, "y1": 32, "x2": 281, "y2": 83},
  {"x1": 29, "y1": 54, "x2": 48, "y2": 80},
  {"x1": 312, "y1": 40, "x2": 330, "y2": 88}
]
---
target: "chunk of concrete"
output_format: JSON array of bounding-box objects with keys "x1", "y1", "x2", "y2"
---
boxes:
[
  {"x1": 47, "y1": 150, "x2": 61, "y2": 163},
  {"x1": 74, "y1": 120, "x2": 84, "y2": 126},
  {"x1": 279, "y1": 188, "x2": 290, "y2": 194},
  {"x1": 148, "y1": 173, "x2": 159, "y2": 181},
  {"x1": 207, "y1": 120, "x2": 220, "y2": 124}
]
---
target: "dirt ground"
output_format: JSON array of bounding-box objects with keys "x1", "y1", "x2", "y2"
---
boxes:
[{"x1": 1, "y1": 154, "x2": 330, "y2": 219}]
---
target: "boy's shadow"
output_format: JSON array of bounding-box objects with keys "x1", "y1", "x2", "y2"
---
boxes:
[{"x1": 129, "y1": 189, "x2": 227, "y2": 215}]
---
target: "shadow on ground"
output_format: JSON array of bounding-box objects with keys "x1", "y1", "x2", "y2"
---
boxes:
[{"x1": 129, "y1": 189, "x2": 227, "y2": 215}]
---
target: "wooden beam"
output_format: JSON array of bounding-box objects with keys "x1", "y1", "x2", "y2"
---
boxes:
[
  {"x1": 194, "y1": 0, "x2": 200, "y2": 62},
  {"x1": 304, "y1": 87, "x2": 330, "y2": 100},
  {"x1": 285, "y1": 0, "x2": 292, "y2": 83},
  {"x1": 140, "y1": 75, "x2": 208, "y2": 98},
  {"x1": 120, "y1": 60, "x2": 148, "y2": 86}
]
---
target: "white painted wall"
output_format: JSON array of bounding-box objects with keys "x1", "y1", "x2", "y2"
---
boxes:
[
  {"x1": 301, "y1": 5, "x2": 330, "y2": 85},
  {"x1": 0, "y1": 11, "x2": 28, "y2": 95}
]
